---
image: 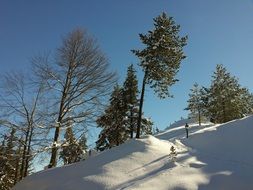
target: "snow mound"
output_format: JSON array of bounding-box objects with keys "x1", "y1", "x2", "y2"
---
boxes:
[
  {"x1": 156, "y1": 118, "x2": 213, "y2": 141},
  {"x1": 183, "y1": 116, "x2": 253, "y2": 168},
  {"x1": 167, "y1": 118, "x2": 195, "y2": 129},
  {"x1": 14, "y1": 136, "x2": 184, "y2": 190},
  {"x1": 14, "y1": 116, "x2": 253, "y2": 190}
]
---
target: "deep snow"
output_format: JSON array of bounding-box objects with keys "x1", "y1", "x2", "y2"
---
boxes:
[{"x1": 13, "y1": 116, "x2": 253, "y2": 190}]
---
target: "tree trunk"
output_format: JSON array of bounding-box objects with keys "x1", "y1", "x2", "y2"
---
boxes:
[
  {"x1": 198, "y1": 109, "x2": 201, "y2": 126},
  {"x1": 48, "y1": 123, "x2": 60, "y2": 168},
  {"x1": 14, "y1": 143, "x2": 21, "y2": 184},
  {"x1": 130, "y1": 107, "x2": 134, "y2": 138},
  {"x1": 24, "y1": 122, "x2": 35, "y2": 177},
  {"x1": 136, "y1": 70, "x2": 147, "y2": 138},
  {"x1": 19, "y1": 124, "x2": 30, "y2": 180},
  {"x1": 222, "y1": 100, "x2": 226, "y2": 123},
  {"x1": 48, "y1": 64, "x2": 72, "y2": 168}
]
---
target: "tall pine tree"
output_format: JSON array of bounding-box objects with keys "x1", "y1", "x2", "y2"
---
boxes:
[
  {"x1": 123, "y1": 64, "x2": 139, "y2": 138},
  {"x1": 207, "y1": 64, "x2": 253, "y2": 123},
  {"x1": 96, "y1": 85, "x2": 128, "y2": 151},
  {"x1": 132, "y1": 12, "x2": 187, "y2": 138},
  {"x1": 186, "y1": 83, "x2": 205, "y2": 126},
  {"x1": 0, "y1": 129, "x2": 21, "y2": 190}
]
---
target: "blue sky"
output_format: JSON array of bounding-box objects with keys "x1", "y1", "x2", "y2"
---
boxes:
[{"x1": 1, "y1": 0, "x2": 253, "y2": 133}]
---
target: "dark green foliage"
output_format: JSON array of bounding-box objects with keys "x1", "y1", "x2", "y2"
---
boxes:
[
  {"x1": 96, "y1": 85, "x2": 128, "y2": 151},
  {"x1": 123, "y1": 64, "x2": 139, "y2": 138},
  {"x1": 123, "y1": 64, "x2": 154, "y2": 137},
  {"x1": 132, "y1": 12, "x2": 187, "y2": 98},
  {"x1": 96, "y1": 63, "x2": 155, "y2": 151},
  {"x1": 186, "y1": 83, "x2": 206, "y2": 126},
  {"x1": 96, "y1": 66, "x2": 155, "y2": 150},
  {"x1": 208, "y1": 65, "x2": 253, "y2": 123},
  {"x1": 140, "y1": 117, "x2": 153, "y2": 135},
  {"x1": 153, "y1": 127, "x2": 160, "y2": 134},
  {"x1": 132, "y1": 12, "x2": 187, "y2": 138},
  {"x1": 79, "y1": 134, "x2": 88, "y2": 153},
  {"x1": 0, "y1": 129, "x2": 22, "y2": 190},
  {"x1": 193, "y1": 64, "x2": 253, "y2": 123},
  {"x1": 199, "y1": 86, "x2": 211, "y2": 119},
  {"x1": 60, "y1": 128, "x2": 88, "y2": 165}
]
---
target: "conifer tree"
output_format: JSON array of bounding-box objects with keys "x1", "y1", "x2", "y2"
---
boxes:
[
  {"x1": 79, "y1": 133, "x2": 88, "y2": 154},
  {"x1": 132, "y1": 12, "x2": 187, "y2": 138},
  {"x1": 207, "y1": 64, "x2": 253, "y2": 123},
  {"x1": 140, "y1": 117, "x2": 153, "y2": 135},
  {"x1": 0, "y1": 138, "x2": 6, "y2": 189},
  {"x1": 186, "y1": 83, "x2": 205, "y2": 126},
  {"x1": 199, "y1": 86, "x2": 211, "y2": 120},
  {"x1": 153, "y1": 127, "x2": 160, "y2": 134},
  {"x1": 60, "y1": 127, "x2": 87, "y2": 165},
  {"x1": 96, "y1": 85, "x2": 128, "y2": 151},
  {"x1": 0, "y1": 129, "x2": 20, "y2": 190},
  {"x1": 123, "y1": 64, "x2": 139, "y2": 138}
]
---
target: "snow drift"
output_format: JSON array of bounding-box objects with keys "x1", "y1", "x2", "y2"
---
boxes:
[{"x1": 13, "y1": 116, "x2": 253, "y2": 190}]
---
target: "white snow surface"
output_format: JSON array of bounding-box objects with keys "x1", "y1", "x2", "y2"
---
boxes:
[{"x1": 14, "y1": 116, "x2": 253, "y2": 190}]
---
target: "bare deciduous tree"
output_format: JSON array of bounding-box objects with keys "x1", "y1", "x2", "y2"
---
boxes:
[
  {"x1": 33, "y1": 29, "x2": 116, "y2": 168},
  {"x1": 0, "y1": 72, "x2": 46, "y2": 180}
]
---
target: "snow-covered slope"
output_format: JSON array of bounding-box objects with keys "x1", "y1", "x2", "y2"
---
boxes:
[{"x1": 14, "y1": 116, "x2": 253, "y2": 190}]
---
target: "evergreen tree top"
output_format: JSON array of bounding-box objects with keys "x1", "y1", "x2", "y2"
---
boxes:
[
  {"x1": 132, "y1": 12, "x2": 187, "y2": 98},
  {"x1": 123, "y1": 64, "x2": 139, "y2": 105}
]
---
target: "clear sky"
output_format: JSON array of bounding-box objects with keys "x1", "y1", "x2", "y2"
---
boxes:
[{"x1": 1, "y1": 0, "x2": 253, "y2": 132}]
